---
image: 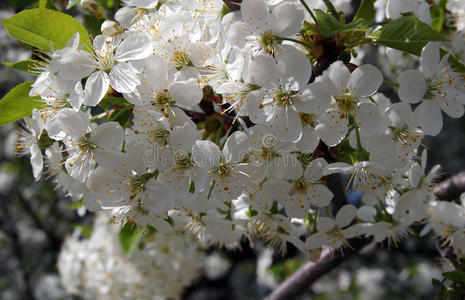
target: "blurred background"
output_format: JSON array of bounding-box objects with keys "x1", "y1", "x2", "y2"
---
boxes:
[{"x1": 1, "y1": 0, "x2": 465, "y2": 299}]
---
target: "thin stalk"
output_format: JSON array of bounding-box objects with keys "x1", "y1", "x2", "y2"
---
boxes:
[
  {"x1": 277, "y1": 36, "x2": 312, "y2": 49},
  {"x1": 299, "y1": 0, "x2": 318, "y2": 23}
]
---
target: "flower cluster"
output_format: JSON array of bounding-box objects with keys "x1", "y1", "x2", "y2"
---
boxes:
[
  {"x1": 58, "y1": 213, "x2": 203, "y2": 299},
  {"x1": 15, "y1": 0, "x2": 465, "y2": 258}
]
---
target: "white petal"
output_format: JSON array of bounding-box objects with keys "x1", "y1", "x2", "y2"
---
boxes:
[
  {"x1": 439, "y1": 98, "x2": 464, "y2": 118},
  {"x1": 223, "y1": 131, "x2": 251, "y2": 163},
  {"x1": 294, "y1": 82, "x2": 332, "y2": 114},
  {"x1": 149, "y1": 216, "x2": 173, "y2": 234},
  {"x1": 349, "y1": 64, "x2": 383, "y2": 97},
  {"x1": 356, "y1": 103, "x2": 388, "y2": 135},
  {"x1": 168, "y1": 78, "x2": 202, "y2": 106},
  {"x1": 245, "y1": 90, "x2": 267, "y2": 124},
  {"x1": 114, "y1": 33, "x2": 153, "y2": 61},
  {"x1": 297, "y1": 127, "x2": 319, "y2": 154},
  {"x1": 170, "y1": 122, "x2": 200, "y2": 153},
  {"x1": 305, "y1": 233, "x2": 328, "y2": 249},
  {"x1": 335, "y1": 204, "x2": 357, "y2": 228},
  {"x1": 192, "y1": 140, "x2": 222, "y2": 170},
  {"x1": 323, "y1": 162, "x2": 353, "y2": 175},
  {"x1": 309, "y1": 184, "x2": 333, "y2": 207},
  {"x1": 416, "y1": 101, "x2": 443, "y2": 136},
  {"x1": 58, "y1": 49, "x2": 96, "y2": 80},
  {"x1": 90, "y1": 122, "x2": 124, "y2": 150},
  {"x1": 317, "y1": 217, "x2": 335, "y2": 232},
  {"x1": 142, "y1": 179, "x2": 175, "y2": 212},
  {"x1": 421, "y1": 42, "x2": 440, "y2": 79},
  {"x1": 84, "y1": 71, "x2": 110, "y2": 106},
  {"x1": 277, "y1": 50, "x2": 312, "y2": 90},
  {"x1": 251, "y1": 54, "x2": 279, "y2": 88},
  {"x1": 357, "y1": 206, "x2": 376, "y2": 222},
  {"x1": 315, "y1": 110, "x2": 348, "y2": 147},
  {"x1": 241, "y1": 0, "x2": 270, "y2": 30},
  {"x1": 304, "y1": 158, "x2": 327, "y2": 182},
  {"x1": 109, "y1": 62, "x2": 140, "y2": 93},
  {"x1": 271, "y1": 2, "x2": 305, "y2": 36},
  {"x1": 31, "y1": 144, "x2": 43, "y2": 180},
  {"x1": 409, "y1": 163, "x2": 423, "y2": 188},
  {"x1": 269, "y1": 106, "x2": 302, "y2": 142},
  {"x1": 320, "y1": 61, "x2": 350, "y2": 96},
  {"x1": 398, "y1": 70, "x2": 427, "y2": 104}
]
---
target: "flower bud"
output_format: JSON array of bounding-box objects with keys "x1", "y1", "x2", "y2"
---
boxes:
[
  {"x1": 80, "y1": 0, "x2": 105, "y2": 19},
  {"x1": 101, "y1": 20, "x2": 122, "y2": 36}
]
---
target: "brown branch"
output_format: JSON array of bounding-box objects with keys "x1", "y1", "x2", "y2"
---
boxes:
[
  {"x1": 265, "y1": 237, "x2": 372, "y2": 300},
  {"x1": 434, "y1": 171, "x2": 465, "y2": 201},
  {"x1": 223, "y1": 0, "x2": 241, "y2": 11}
]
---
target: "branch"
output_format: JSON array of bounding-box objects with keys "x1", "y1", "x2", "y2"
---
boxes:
[
  {"x1": 265, "y1": 237, "x2": 372, "y2": 300},
  {"x1": 434, "y1": 171, "x2": 465, "y2": 201},
  {"x1": 223, "y1": 0, "x2": 241, "y2": 11}
]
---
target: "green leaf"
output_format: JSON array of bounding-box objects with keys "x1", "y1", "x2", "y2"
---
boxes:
[
  {"x1": 119, "y1": 223, "x2": 143, "y2": 255},
  {"x1": 0, "y1": 81, "x2": 42, "y2": 127},
  {"x1": 84, "y1": 15, "x2": 104, "y2": 37},
  {"x1": 440, "y1": 48, "x2": 465, "y2": 73},
  {"x1": 2, "y1": 8, "x2": 90, "y2": 51},
  {"x1": 3, "y1": 60, "x2": 37, "y2": 75},
  {"x1": 315, "y1": 9, "x2": 370, "y2": 37},
  {"x1": 322, "y1": 0, "x2": 338, "y2": 18},
  {"x1": 431, "y1": 0, "x2": 447, "y2": 31},
  {"x1": 372, "y1": 16, "x2": 448, "y2": 56},
  {"x1": 442, "y1": 271, "x2": 465, "y2": 285},
  {"x1": 38, "y1": 0, "x2": 56, "y2": 9},
  {"x1": 315, "y1": 9, "x2": 341, "y2": 37},
  {"x1": 354, "y1": 0, "x2": 375, "y2": 21}
]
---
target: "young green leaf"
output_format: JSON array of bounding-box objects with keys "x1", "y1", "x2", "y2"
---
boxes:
[
  {"x1": 0, "y1": 81, "x2": 42, "y2": 127},
  {"x1": 315, "y1": 9, "x2": 341, "y2": 37},
  {"x1": 371, "y1": 16, "x2": 448, "y2": 56},
  {"x1": 3, "y1": 60, "x2": 37, "y2": 75},
  {"x1": 354, "y1": 0, "x2": 375, "y2": 21},
  {"x1": 322, "y1": 0, "x2": 339, "y2": 18},
  {"x1": 2, "y1": 8, "x2": 89, "y2": 51},
  {"x1": 119, "y1": 223, "x2": 143, "y2": 255},
  {"x1": 315, "y1": 9, "x2": 370, "y2": 37}
]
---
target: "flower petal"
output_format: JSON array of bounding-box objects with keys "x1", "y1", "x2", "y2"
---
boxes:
[
  {"x1": 398, "y1": 70, "x2": 427, "y2": 104},
  {"x1": 271, "y1": 2, "x2": 305, "y2": 36},
  {"x1": 109, "y1": 62, "x2": 140, "y2": 93},
  {"x1": 349, "y1": 64, "x2": 383, "y2": 97}
]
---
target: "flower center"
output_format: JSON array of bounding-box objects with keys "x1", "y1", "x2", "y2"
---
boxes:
[
  {"x1": 172, "y1": 50, "x2": 193, "y2": 70},
  {"x1": 274, "y1": 90, "x2": 295, "y2": 107},
  {"x1": 300, "y1": 113, "x2": 316, "y2": 127},
  {"x1": 292, "y1": 178, "x2": 308, "y2": 195},
  {"x1": 78, "y1": 133, "x2": 97, "y2": 152},
  {"x1": 214, "y1": 163, "x2": 232, "y2": 179},
  {"x1": 260, "y1": 31, "x2": 279, "y2": 54},
  {"x1": 335, "y1": 95, "x2": 357, "y2": 116},
  {"x1": 175, "y1": 153, "x2": 194, "y2": 170}
]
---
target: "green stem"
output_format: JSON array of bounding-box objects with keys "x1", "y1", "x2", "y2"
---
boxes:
[
  {"x1": 90, "y1": 112, "x2": 107, "y2": 122},
  {"x1": 384, "y1": 79, "x2": 400, "y2": 88},
  {"x1": 299, "y1": 0, "x2": 318, "y2": 23},
  {"x1": 277, "y1": 37, "x2": 313, "y2": 49},
  {"x1": 322, "y1": 0, "x2": 339, "y2": 18}
]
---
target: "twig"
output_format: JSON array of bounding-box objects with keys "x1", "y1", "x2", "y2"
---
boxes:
[
  {"x1": 223, "y1": 0, "x2": 241, "y2": 11},
  {"x1": 265, "y1": 237, "x2": 372, "y2": 300},
  {"x1": 434, "y1": 171, "x2": 465, "y2": 201}
]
